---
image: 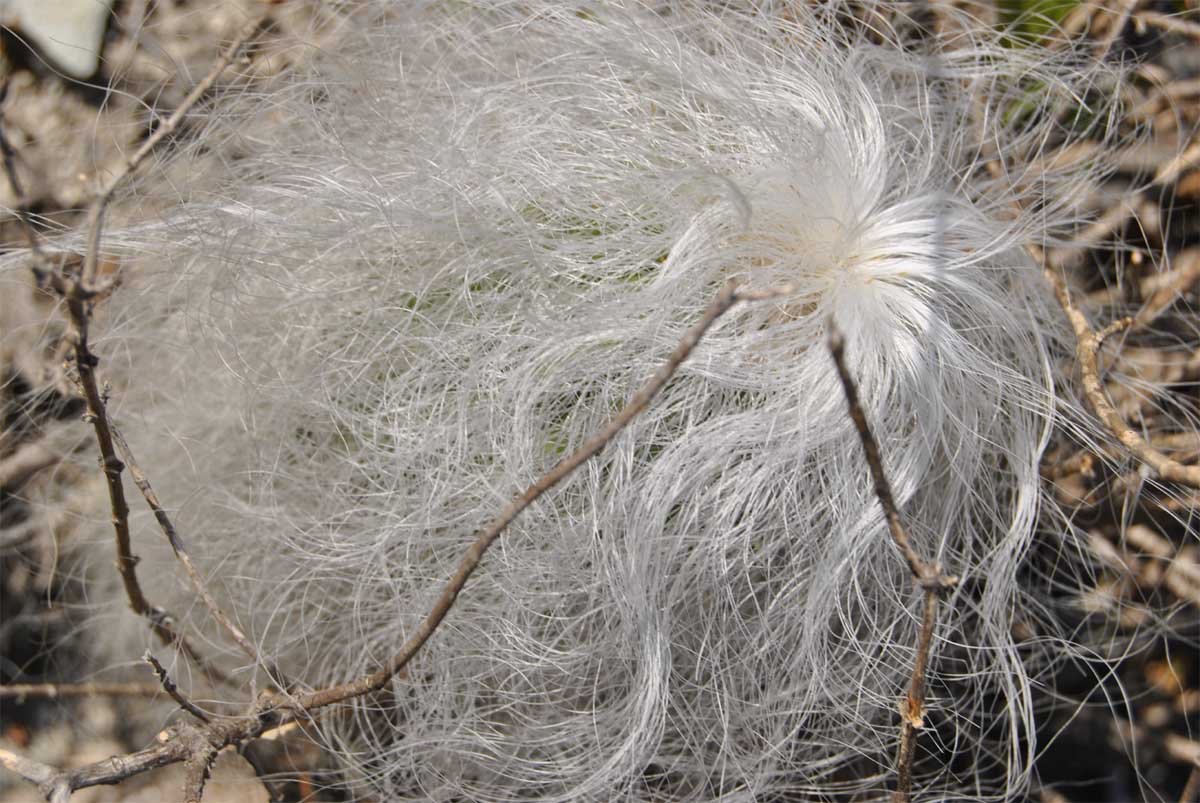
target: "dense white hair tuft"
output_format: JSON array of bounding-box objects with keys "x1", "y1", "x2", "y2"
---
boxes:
[{"x1": 81, "y1": 2, "x2": 1130, "y2": 800}]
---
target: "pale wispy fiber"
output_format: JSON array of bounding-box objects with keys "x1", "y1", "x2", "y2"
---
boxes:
[{"x1": 90, "y1": 2, "x2": 1123, "y2": 799}]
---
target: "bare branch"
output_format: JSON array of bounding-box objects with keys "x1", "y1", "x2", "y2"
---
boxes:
[
  {"x1": 113, "y1": 424, "x2": 278, "y2": 682},
  {"x1": 59, "y1": 723, "x2": 207, "y2": 792},
  {"x1": 63, "y1": 314, "x2": 229, "y2": 684},
  {"x1": 1135, "y1": 10, "x2": 1200, "y2": 41},
  {"x1": 299, "y1": 280, "x2": 785, "y2": 710},
  {"x1": 0, "y1": 280, "x2": 789, "y2": 801},
  {"x1": 0, "y1": 682, "x2": 161, "y2": 699},
  {"x1": 38, "y1": 13, "x2": 273, "y2": 687},
  {"x1": 0, "y1": 80, "x2": 47, "y2": 276},
  {"x1": 80, "y1": 12, "x2": 267, "y2": 288},
  {"x1": 827, "y1": 326, "x2": 957, "y2": 593},
  {"x1": 827, "y1": 322, "x2": 957, "y2": 803},
  {"x1": 0, "y1": 25, "x2": 271, "y2": 803},
  {"x1": 146, "y1": 652, "x2": 211, "y2": 723},
  {"x1": 1044, "y1": 265, "x2": 1200, "y2": 488}
]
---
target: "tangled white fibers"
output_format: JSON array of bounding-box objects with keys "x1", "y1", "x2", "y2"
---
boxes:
[{"x1": 87, "y1": 2, "x2": 1128, "y2": 800}]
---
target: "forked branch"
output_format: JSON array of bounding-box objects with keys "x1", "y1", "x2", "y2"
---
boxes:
[
  {"x1": 1043, "y1": 264, "x2": 1200, "y2": 489},
  {"x1": 300, "y1": 280, "x2": 792, "y2": 709},
  {"x1": 0, "y1": 281, "x2": 791, "y2": 802},
  {"x1": 112, "y1": 425, "x2": 279, "y2": 682},
  {"x1": 828, "y1": 324, "x2": 958, "y2": 803},
  {"x1": 0, "y1": 12, "x2": 269, "y2": 686},
  {"x1": 80, "y1": 12, "x2": 266, "y2": 288}
]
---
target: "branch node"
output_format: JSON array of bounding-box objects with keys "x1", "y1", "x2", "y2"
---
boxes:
[
  {"x1": 918, "y1": 569, "x2": 958, "y2": 594},
  {"x1": 901, "y1": 696, "x2": 926, "y2": 729},
  {"x1": 828, "y1": 320, "x2": 952, "y2": 803},
  {"x1": 1044, "y1": 266, "x2": 1200, "y2": 488},
  {"x1": 1097, "y1": 315, "x2": 1134, "y2": 345}
]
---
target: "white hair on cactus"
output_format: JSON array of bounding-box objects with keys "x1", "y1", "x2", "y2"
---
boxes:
[{"x1": 90, "y1": 2, "x2": 1124, "y2": 800}]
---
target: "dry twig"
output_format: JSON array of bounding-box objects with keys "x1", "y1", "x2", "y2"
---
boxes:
[
  {"x1": 79, "y1": 12, "x2": 266, "y2": 289},
  {"x1": 1135, "y1": 9, "x2": 1200, "y2": 40},
  {"x1": 0, "y1": 12, "x2": 268, "y2": 685},
  {"x1": 299, "y1": 280, "x2": 791, "y2": 710},
  {"x1": 827, "y1": 324, "x2": 958, "y2": 803},
  {"x1": 0, "y1": 682, "x2": 161, "y2": 699},
  {"x1": 112, "y1": 424, "x2": 279, "y2": 683},
  {"x1": 181, "y1": 747, "x2": 220, "y2": 803},
  {"x1": 0, "y1": 280, "x2": 788, "y2": 802},
  {"x1": 145, "y1": 652, "x2": 210, "y2": 724},
  {"x1": 1044, "y1": 265, "x2": 1200, "y2": 488}
]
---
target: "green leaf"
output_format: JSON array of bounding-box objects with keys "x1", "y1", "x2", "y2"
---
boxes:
[{"x1": 998, "y1": 0, "x2": 1081, "y2": 45}]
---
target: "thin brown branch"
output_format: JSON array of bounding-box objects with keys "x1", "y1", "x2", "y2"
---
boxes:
[
  {"x1": 1096, "y1": 316, "x2": 1135, "y2": 345},
  {"x1": 0, "y1": 440, "x2": 61, "y2": 491},
  {"x1": 42, "y1": 14, "x2": 272, "y2": 687},
  {"x1": 0, "y1": 721, "x2": 227, "y2": 800},
  {"x1": 1044, "y1": 266, "x2": 1200, "y2": 488},
  {"x1": 1046, "y1": 131, "x2": 1196, "y2": 270},
  {"x1": 1135, "y1": 9, "x2": 1200, "y2": 40},
  {"x1": 0, "y1": 719, "x2": 244, "y2": 802},
  {"x1": 112, "y1": 424, "x2": 277, "y2": 681},
  {"x1": 146, "y1": 652, "x2": 211, "y2": 723},
  {"x1": 64, "y1": 301, "x2": 229, "y2": 684},
  {"x1": 827, "y1": 323, "x2": 957, "y2": 803},
  {"x1": 0, "y1": 682, "x2": 162, "y2": 699},
  {"x1": 827, "y1": 326, "x2": 956, "y2": 592},
  {"x1": 0, "y1": 281, "x2": 789, "y2": 802},
  {"x1": 299, "y1": 280, "x2": 787, "y2": 711},
  {"x1": 57, "y1": 720, "x2": 218, "y2": 794},
  {"x1": 80, "y1": 12, "x2": 266, "y2": 287},
  {"x1": 0, "y1": 80, "x2": 47, "y2": 275},
  {"x1": 1084, "y1": 247, "x2": 1200, "y2": 318}
]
